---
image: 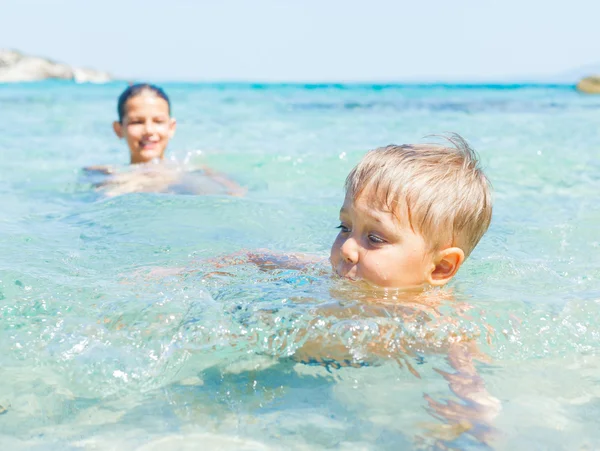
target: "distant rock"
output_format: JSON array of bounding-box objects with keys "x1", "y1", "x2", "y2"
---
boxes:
[
  {"x1": 576, "y1": 76, "x2": 600, "y2": 94},
  {"x1": 0, "y1": 49, "x2": 112, "y2": 83}
]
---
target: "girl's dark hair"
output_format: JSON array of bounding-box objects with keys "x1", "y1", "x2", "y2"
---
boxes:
[{"x1": 117, "y1": 83, "x2": 171, "y2": 123}]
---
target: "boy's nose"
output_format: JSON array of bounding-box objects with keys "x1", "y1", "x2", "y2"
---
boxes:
[{"x1": 340, "y1": 237, "x2": 359, "y2": 264}]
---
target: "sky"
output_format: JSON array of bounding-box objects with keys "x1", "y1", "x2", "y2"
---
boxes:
[{"x1": 1, "y1": 0, "x2": 599, "y2": 82}]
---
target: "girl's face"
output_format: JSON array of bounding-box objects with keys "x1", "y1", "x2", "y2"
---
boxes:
[{"x1": 113, "y1": 92, "x2": 176, "y2": 164}]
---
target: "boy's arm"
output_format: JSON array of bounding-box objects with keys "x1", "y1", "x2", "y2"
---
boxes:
[
  {"x1": 245, "y1": 249, "x2": 325, "y2": 271},
  {"x1": 128, "y1": 250, "x2": 326, "y2": 282},
  {"x1": 423, "y1": 342, "x2": 501, "y2": 446}
]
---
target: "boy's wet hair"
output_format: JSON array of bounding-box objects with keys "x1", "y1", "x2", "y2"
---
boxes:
[
  {"x1": 345, "y1": 134, "x2": 492, "y2": 257},
  {"x1": 117, "y1": 83, "x2": 171, "y2": 123}
]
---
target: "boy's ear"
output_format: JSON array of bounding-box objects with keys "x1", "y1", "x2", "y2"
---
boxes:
[
  {"x1": 113, "y1": 121, "x2": 124, "y2": 138},
  {"x1": 427, "y1": 247, "x2": 465, "y2": 287}
]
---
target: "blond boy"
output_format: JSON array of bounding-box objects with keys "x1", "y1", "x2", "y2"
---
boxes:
[
  {"x1": 330, "y1": 134, "x2": 492, "y2": 291},
  {"x1": 312, "y1": 135, "x2": 498, "y2": 444}
]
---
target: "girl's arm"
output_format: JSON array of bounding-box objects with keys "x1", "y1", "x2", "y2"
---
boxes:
[{"x1": 198, "y1": 165, "x2": 247, "y2": 197}]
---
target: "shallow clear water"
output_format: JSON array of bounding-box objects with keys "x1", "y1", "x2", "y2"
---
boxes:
[{"x1": 1, "y1": 81, "x2": 600, "y2": 450}]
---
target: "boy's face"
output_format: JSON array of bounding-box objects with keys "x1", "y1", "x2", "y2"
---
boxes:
[
  {"x1": 113, "y1": 93, "x2": 176, "y2": 164},
  {"x1": 330, "y1": 192, "x2": 437, "y2": 290}
]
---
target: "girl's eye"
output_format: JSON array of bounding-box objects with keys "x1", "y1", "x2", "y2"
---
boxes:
[
  {"x1": 368, "y1": 234, "x2": 385, "y2": 244},
  {"x1": 336, "y1": 224, "x2": 350, "y2": 233}
]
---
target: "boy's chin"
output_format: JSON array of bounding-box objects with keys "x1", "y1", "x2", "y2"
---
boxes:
[
  {"x1": 333, "y1": 273, "x2": 428, "y2": 294},
  {"x1": 333, "y1": 274, "x2": 374, "y2": 290}
]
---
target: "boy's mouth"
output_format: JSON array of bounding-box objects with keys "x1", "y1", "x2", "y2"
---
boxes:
[
  {"x1": 336, "y1": 268, "x2": 359, "y2": 282},
  {"x1": 330, "y1": 259, "x2": 360, "y2": 282}
]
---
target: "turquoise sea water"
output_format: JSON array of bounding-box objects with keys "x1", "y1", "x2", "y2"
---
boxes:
[{"x1": 1, "y1": 81, "x2": 599, "y2": 450}]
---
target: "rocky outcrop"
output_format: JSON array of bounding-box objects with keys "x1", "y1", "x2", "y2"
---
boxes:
[
  {"x1": 0, "y1": 49, "x2": 112, "y2": 83},
  {"x1": 576, "y1": 76, "x2": 600, "y2": 94}
]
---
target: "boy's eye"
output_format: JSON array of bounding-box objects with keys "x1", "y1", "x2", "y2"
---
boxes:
[
  {"x1": 368, "y1": 234, "x2": 386, "y2": 244},
  {"x1": 336, "y1": 224, "x2": 350, "y2": 233}
]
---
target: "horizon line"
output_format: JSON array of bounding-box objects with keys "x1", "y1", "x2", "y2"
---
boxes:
[{"x1": 0, "y1": 79, "x2": 579, "y2": 88}]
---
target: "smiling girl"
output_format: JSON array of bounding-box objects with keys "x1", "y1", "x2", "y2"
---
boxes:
[
  {"x1": 114, "y1": 83, "x2": 176, "y2": 164},
  {"x1": 85, "y1": 83, "x2": 244, "y2": 197}
]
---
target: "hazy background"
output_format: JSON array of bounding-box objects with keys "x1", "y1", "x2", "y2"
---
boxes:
[{"x1": 1, "y1": 0, "x2": 599, "y2": 82}]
